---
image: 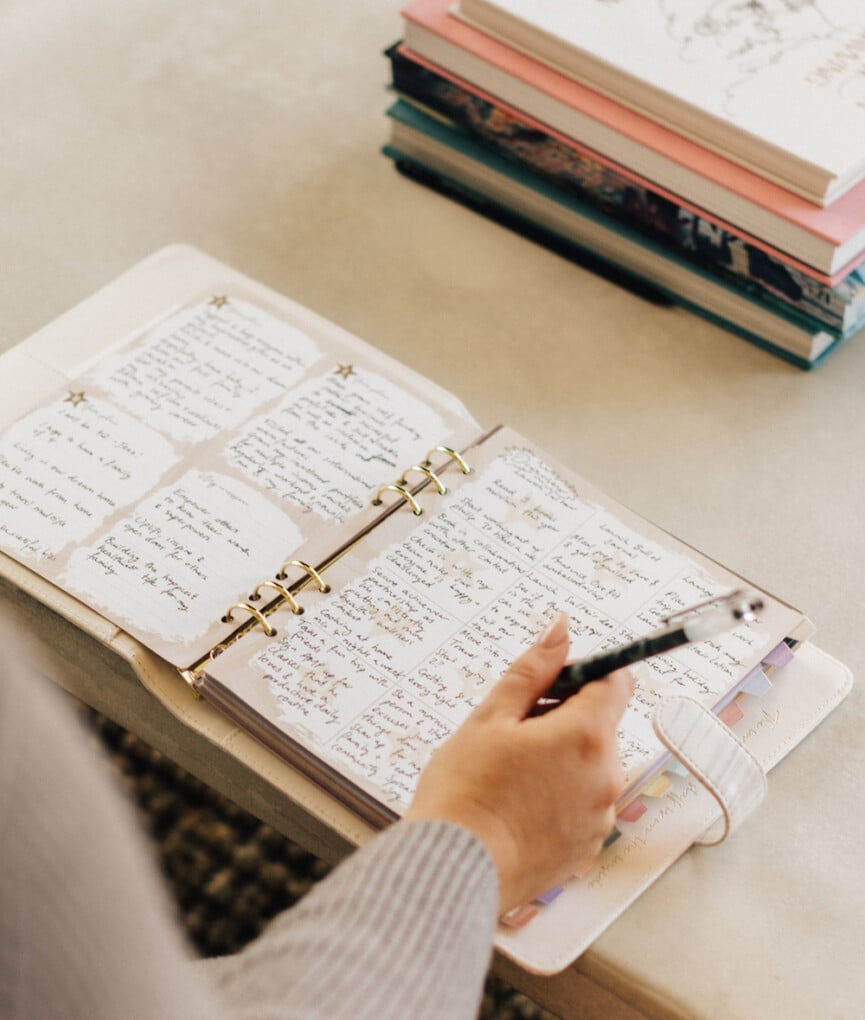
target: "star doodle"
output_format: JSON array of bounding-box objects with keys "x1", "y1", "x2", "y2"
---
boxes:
[
  {"x1": 335, "y1": 364, "x2": 355, "y2": 380},
  {"x1": 64, "y1": 391, "x2": 86, "y2": 407},
  {"x1": 209, "y1": 295, "x2": 229, "y2": 309}
]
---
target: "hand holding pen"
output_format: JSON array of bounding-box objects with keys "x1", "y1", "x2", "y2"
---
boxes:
[
  {"x1": 406, "y1": 612, "x2": 633, "y2": 916},
  {"x1": 532, "y1": 589, "x2": 764, "y2": 714}
]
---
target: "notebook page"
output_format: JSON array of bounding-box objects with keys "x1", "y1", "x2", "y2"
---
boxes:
[
  {"x1": 0, "y1": 291, "x2": 480, "y2": 666},
  {"x1": 206, "y1": 427, "x2": 808, "y2": 814}
]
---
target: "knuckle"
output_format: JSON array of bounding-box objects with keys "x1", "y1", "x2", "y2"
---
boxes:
[
  {"x1": 574, "y1": 725, "x2": 606, "y2": 760},
  {"x1": 504, "y1": 661, "x2": 534, "y2": 687},
  {"x1": 601, "y1": 772, "x2": 625, "y2": 807}
]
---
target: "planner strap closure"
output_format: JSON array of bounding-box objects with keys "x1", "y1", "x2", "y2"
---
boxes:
[{"x1": 652, "y1": 695, "x2": 768, "y2": 846}]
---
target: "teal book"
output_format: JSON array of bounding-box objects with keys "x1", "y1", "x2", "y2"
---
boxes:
[
  {"x1": 383, "y1": 99, "x2": 856, "y2": 368},
  {"x1": 387, "y1": 44, "x2": 865, "y2": 336}
]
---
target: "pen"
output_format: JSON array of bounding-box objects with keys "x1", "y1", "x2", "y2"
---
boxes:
[{"x1": 534, "y1": 589, "x2": 764, "y2": 710}]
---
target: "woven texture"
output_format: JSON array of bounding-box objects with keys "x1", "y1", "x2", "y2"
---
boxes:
[{"x1": 80, "y1": 705, "x2": 555, "y2": 1020}]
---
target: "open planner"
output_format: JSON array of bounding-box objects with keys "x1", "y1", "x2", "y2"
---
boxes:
[{"x1": 0, "y1": 245, "x2": 850, "y2": 973}]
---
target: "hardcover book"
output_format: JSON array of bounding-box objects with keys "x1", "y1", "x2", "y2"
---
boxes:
[
  {"x1": 388, "y1": 44, "x2": 865, "y2": 336},
  {"x1": 456, "y1": 0, "x2": 865, "y2": 204},
  {"x1": 384, "y1": 99, "x2": 855, "y2": 367},
  {"x1": 400, "y1": 0, "x2": 865, "y2": 276}
]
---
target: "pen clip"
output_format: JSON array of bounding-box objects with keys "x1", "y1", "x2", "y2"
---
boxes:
[{"x1": 661, "y1": 588, "x2": 763, "y2": 627}]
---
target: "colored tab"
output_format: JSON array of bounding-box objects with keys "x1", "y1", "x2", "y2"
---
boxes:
[
  {"x1": 603, "y1": 827, "x2": 622, "y2": 849},
  {"x1": 535, "y1": 885, "x2": 565, "y2": 905},
  {"x1": 641, "y1": 773, "x2": 672, "y2": 798},
  {"x1": 718, "y1": 700, "x2": 745, "y2": 727},
  {"x1": 501, "y1": 903, "x2": 539, "y2": 928},
  {"x1": 666, "y1": 758, "x2": 689, "y2": 777},
  {"x1": 741, "y1": 667, "x2": 773, "y2": 697},
  {"x1": 762, "y1": 641, "x2": 795, "y2": 668},
  {"x1": 617, "y1": 798, "x2": 648, "y2": 823}
]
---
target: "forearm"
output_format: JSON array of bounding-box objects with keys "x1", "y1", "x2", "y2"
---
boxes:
[{"x1": 203, "y1": 819, "x2": 498, "y2": 1020}]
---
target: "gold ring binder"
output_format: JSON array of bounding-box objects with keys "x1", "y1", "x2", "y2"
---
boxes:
[
  {"x1": 277, "y1": 559, "x2": 331, "y2": 593},
  {"x1": 250, "y1": 579, "x2": 304, "y2": 615},
  {"x1": 423, "y1": 445, "x2": 472, "y2": 474},
  {"x1": 398, "y1": 463, "x2": 448, "y2": 494},
  {"x1": 221, "y1": 602, "x2": 277, "y2": 637},
  {"x1": 372, "y1": 483, "x2": 423, "y2": 515}
]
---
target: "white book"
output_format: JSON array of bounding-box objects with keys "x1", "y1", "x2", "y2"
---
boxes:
[{"x1": 457, "y1": 0, "x2": 865, "y2": 205}]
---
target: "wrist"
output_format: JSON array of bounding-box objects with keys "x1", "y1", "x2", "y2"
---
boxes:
[{"x1": 404, "y1": 801, "x2": 521, "y2": 913}]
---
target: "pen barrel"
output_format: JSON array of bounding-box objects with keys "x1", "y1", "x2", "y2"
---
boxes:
[{"x1": 546, "y1": 626, "x2": 687, "y2": 700}]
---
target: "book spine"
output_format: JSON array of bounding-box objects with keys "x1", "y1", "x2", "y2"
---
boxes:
[
  {"x1": 388, "y1": 46, "x2": 865, "y2": 335},
  {"x1": 387, "y1": 151, "x2": 674, "y2": 307},
  {"x1": 384, "y1": 149, "x2": 837, "y2": 369}
]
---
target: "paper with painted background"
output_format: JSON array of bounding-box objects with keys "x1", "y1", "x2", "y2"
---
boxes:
[
  {"x1": 0, "y1": 294, "x2": 478, "y2": 665},
  {"x1": 209, "y1": 429, "x2": 807, "y2": 813}
]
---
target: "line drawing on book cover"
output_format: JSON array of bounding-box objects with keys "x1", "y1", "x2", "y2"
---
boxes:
[{"x1": 606, "y1": 0, "x2": 864, "y2": 114}]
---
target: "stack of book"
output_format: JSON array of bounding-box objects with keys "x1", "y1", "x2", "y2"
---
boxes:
[{"x1": 382, "y1": 0, "x2": 865, "y2": 368}]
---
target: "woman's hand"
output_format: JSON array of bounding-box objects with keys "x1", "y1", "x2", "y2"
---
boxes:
[{"x1": 404, "y1": 613, "x2": 634, "y2": 913}]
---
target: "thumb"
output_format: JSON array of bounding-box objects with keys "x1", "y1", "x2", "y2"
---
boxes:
[{"x1": 481, "y1": 612, "x2": 570, "y2": 720}]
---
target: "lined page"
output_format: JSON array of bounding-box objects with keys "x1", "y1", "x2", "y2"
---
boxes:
[
  {"x1": 210, "y1": 430, "x2": 807, "y2": 813},
  {"x1": 0, "y1": 292, "x2": 478, "y2": 665}
]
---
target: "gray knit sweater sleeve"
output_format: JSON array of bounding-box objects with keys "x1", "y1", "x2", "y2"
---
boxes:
[
  {"x1": 204, "y1": 820, "x2": 498, "y2": 1020},
  {"x1": 0, "y1": 637, "x2": 499, "y2": 1020}
]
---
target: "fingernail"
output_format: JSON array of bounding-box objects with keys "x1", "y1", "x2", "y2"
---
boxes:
[{"x1": 540, "y1": 612, "x2": 569, "y2": 648}]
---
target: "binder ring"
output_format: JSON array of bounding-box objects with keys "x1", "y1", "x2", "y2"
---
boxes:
[
  {"x1": 277, "y1": 559, "x2": 331, "y2": 593},
  {"x1": 221, "y1": 602, "x2": 277, "y2": 637},
  {"x1": 250, "y1": 580, "x2": 304, "y2": 615},
  {"x1": 399, "y1": 463, "x2": 448, "y2": 494},
  {"x1": 372, "y1": 483, "x2": 423, "y2": 516},
  {"x1": 423, "y1": 445, "x2": 472, "y2": 474}
]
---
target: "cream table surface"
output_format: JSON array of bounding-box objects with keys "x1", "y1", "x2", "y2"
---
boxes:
[{"x1": 2, "y1": 2, "x2": 863, "y2": 1018}]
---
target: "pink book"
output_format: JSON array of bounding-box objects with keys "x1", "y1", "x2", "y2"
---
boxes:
[{"x1": 400, "y1": 0, "x2": 865, "y2": 285}]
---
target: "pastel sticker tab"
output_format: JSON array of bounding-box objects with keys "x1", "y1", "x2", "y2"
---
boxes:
[
  {"x1": 641, "y1": 774, "x2": 673, "y2": 798},
  {"x1": 762, "y1": 641, "x2": 795, "y2": 668},
  {"x1": 741, "y1": 667, "x2": 773, "y2": 697},
  {"x1": 535, "y1": 885, "x2": 565, "y2": 905},
  {"x1": 718, "y1": 700, "x2": 746, "y2": 727},
  {"x1": 500, "y1": 903, "x2": 539, "y2": 928},
  {"x1": 617, "y1": 798, "x2": 648, "y2": 823}
]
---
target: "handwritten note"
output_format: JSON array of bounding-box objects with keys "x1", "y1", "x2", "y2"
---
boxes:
[
  {"x1": 87, "y1": 299, "x2": 322, "y2": 443},
  {"x1": 0, "y1": 288, "x2": 486, "y2": 667},
  {"x1": 249, "y1": 446, "x2": 772, "y2": 808},
  {"x1": 0, "y1": 396, "x2": 177, "y2": 560},
  {"x1": 328, "y1": 688, "x2": 454, "y2": 807},
  {"x1": 224, "y1": 367, "x2": 446, "y2": 520},
  {"x1": 61, "y1": 470, "x2": 302, "y2": 643},
  {"x1": 404, "y1": 626, "x2": 514, "y2": 724}
]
